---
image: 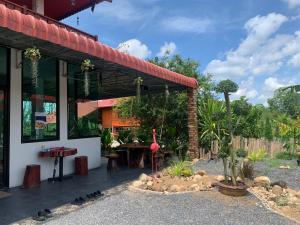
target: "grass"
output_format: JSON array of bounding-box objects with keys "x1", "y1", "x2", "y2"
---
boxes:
[
  {"x1": 264, "y1": 158, "x2": 297, "y2": 169},
  {"x1": 168, "y1": 161, "x2": 193, "y2": 177}
]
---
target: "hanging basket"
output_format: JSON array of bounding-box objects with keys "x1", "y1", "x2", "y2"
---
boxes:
[
  {"x1": 81, "y1": 59, "x2": 94, "y2": 97},
  {"x1": 134, "y1": 77, "x2": 143, "y2": 105},
  {"x1": 24, "y1": 46, "x2": 41, "y2": 88}
]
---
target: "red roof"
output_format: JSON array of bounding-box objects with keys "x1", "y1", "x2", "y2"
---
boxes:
[
  {"x1": 7, "y1": 0, "x2": 112, "y2": 20},
  {"x1": 98, "y1": 99, "x2": 118, "y2": 108},
  {"x1": 0, "y1": 2, "x2": 198, "y2": 89}
]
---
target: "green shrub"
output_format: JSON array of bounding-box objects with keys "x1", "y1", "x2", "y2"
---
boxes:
[
  {"x1": 168, "y1": 161, "x2": 193, "y2": 177},
  {"x1": 274, "y1": 195, "x2": 289, "y2": 207},
  {"x1": 275, "y1": 151, "x2": 297, "y2": 160},
  {"x1": 236, "y1": 148, "x2": 248, "y2": 158},
  {"x1": 247, "y1": 149, "x2": 267, "y2": 163}
]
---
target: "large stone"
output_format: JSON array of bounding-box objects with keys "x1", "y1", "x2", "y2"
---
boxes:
[
  {"x1": 146, "y1": 181, "x2": 153, "y2": 187},
  {"x1": 169, "y1": 185, "x2": 180, "y2": 192},
  {"x1": 272, "y1": 185, "x2": 283, "y2": 196},
  {"x1": 196, "y1": 170, "x2": 207, "y2": 176},
  {"x1": 215, "y1": 175, "x2": 225, "y2": 182},
  {"x1": 192, "y1": 158, "x2": 199, "y2": 164},
  {"x1": 139, "y1": 173, "x2": 150, "y2": 182},
  {"x1": 132, "y1": 180, "x2": 144, "y2": 188},
  {"x1": 193, "y1": 174, "x2": 203, "y2": 182},
  {"x1": 271, "y1": 181, "x2": 287, "y2": 189},
  {"x1": 254, "y1": 176, "x2": 271, "y2": 187},
  {"x1": 188, "y1": 184, "x2": 200, "y2": 191}
]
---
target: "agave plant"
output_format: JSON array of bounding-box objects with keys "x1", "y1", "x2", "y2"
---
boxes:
[{"x1": 24, "y1": 46, "x2": 41, "y2": 87}]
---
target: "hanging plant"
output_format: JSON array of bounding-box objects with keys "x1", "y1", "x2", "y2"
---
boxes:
[
  {"x1": 133, "y1": 77, "x2": 143, "y2": 105},
  {"x1": 81, "y1": 59, "x2": 94, "y2": 97},
  {"x1": 24, "y1": 46, "x2": 41, "y2": 88}
]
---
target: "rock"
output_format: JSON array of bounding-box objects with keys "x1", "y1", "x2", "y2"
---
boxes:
[
  {"x1": 146, "y1": 181, "x2": 153, "y2": 187},
  {"x1": 193, "y1": 174, "x2": 203, "y2": 182},
  {"x1": 279, "y1": 165, "x2": 290, "y2": 169},
  {"x1": 271, "y1": 181, "x2": 287, "y2": 189},
  {"x1": 254, "y1": 176, "x2": 271, "y2": 187},
  {"x1": 192, "y1": 158, "x2": 199, "y2": 164},
  {"x1": 215, "y1": 175, "x2": 225, "y2": 182},
  {"x1": 188, "y1": 184, "x2": 200, "y2": 191},
  {"x1": 244, "y1": 178, "x2": 255, "y2": 187},
  {"x1": 161, "y1": 185, "x2": 168, "y2": 192},
  {"x1": 272, "y1": 185, "x2": 283, "y2": 196},
  {"x1": 169, "y1": 185, "x2": 180, "y2": 192},
  {"x1": 155, "y1": 172, "x2": 163, "y2": 178},
  {"x1": 132, "y1": 180, "x2": 144, "y2": 188},
  {"x1": 139, "y1": 173, "x2": 151, "y2": 182},
  {"x1": 196, "y1": 170, "x2": 207, "y2": 176},
  {"x1": 237, "y1": 177, "x2": 242, "y2": 182}
]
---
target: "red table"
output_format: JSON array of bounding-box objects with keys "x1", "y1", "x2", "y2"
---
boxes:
[{"x1": 39, "y1": 147, "x2": 77, "y2": 182}]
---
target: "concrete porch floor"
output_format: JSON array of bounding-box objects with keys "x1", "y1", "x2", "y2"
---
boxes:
[{"x1": 0, "y1": 158, "x2": 149, "y2": 225}]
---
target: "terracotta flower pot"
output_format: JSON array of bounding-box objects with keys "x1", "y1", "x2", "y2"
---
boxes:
[{"x1": 217, "y1": 181, "x2": 248, "y2": 197}]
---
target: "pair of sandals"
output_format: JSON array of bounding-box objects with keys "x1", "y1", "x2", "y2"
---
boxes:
[
  {"x1": 32, "y1": 209, "x2": 53, "y2": 221},
  {"x1": 86, "y1": 190, "x2": 103, "y2": 200},
  {"x1": 71, "y1": 197, "x2": 86, "y2": 206}
]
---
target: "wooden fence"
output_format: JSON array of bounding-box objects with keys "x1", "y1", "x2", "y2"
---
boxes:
[{"x1": 199, "y1": 136, "x2": 285, "y2": 159}]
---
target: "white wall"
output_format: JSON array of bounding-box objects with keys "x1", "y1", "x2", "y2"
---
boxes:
[{"x1": 9, "y1": 49, "x2": 101, "y2": 187}]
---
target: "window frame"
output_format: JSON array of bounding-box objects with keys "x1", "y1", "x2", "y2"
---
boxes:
[
  {"x1": 67, "y1": 63, "x2": 100, "y2": 140},
  {"x1": 21, "y1": 55, "x2": 60, "y2": 143}
]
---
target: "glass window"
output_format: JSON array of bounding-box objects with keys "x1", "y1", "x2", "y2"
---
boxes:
[
  {"x1": 67, "y1": 63, "x2": 99, "y2": 139},
  {"x1": 22, "y1": 56, "x2": 59, "y2": 142},
  {"x1": 0, "y1": 47, "x2": 8, "y2": 87}
]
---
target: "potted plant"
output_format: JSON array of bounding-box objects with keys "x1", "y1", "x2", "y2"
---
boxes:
[
  {"x1": 215, "y1": 79, "x2": 248, "y2": 196},
  {"x1": 24, "y1": 46, "x2": 41, "y2": 87},
  {"x1": 81, "y1": 59, "x2": 94, "y2": 97}
]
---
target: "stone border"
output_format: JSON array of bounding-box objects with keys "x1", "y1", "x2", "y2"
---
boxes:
[
  {"x1": 248, "y1": 188, "x2": 300, "y2": 225},
  {"x1": 128, "y1": 185, "x2": 212, "y2": 195}
]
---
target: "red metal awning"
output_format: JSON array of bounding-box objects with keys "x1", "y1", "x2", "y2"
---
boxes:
[{"x1": 0, "y1": 2, "x2": 198, "y2": 89}]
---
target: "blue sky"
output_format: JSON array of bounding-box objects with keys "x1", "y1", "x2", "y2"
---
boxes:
[{"x1": 63, "y1": 0, "x2": 300, "y2": 105}]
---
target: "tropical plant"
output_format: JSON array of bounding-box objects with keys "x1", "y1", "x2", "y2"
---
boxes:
[
  {"x1": 236, "y1": 148, "x2": 247, "y2": 158},
  {"x1": 275, "y1": 151, "x2": 297, "y2": 160},
  {"x1": 81, "y1": 59, "x2": 94, "y2": 96},
  {"x1": 215, "y1": 79, "x2": 239, "y2": 185},
  {"x1": 101, "y1": 128, "x2": 113, "y2": 153},
  {"x1": 24, "y1": 46, "x2": 41, "y2": 87},
  {"x1": 247, "y1": 149, "x2": 267, "y2": 162},
  {"x1": 168, "y1": 161, "x2": 193, "y2": 177}
]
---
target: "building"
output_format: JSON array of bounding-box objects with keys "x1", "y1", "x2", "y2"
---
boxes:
[
  {"x1": 99, "y1": 98, "x2": 139, "y2": 134},
  {"x1": 0, "y1": 0, "x2": 198, "y2": 188}
]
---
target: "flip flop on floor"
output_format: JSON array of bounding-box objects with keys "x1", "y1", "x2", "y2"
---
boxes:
[
  {"x1": 71, "y1": 198, "x2": 83, "y2": 205},
  {"x1": 44, "y1": 209, "x2": 53, "y2": 218},
  {"x1": 32, "y1": 211, "x2": 46, "y2": 221}
]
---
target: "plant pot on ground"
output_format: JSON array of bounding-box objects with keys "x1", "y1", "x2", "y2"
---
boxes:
[{"x1": 217, "y1": 181, "x2": 248, "y2": 197}]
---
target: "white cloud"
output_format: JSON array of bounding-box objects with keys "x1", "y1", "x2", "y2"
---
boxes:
[
  {"x1": 204, "y1": 13, "x2": 300, "y2": 80},
  {"x1": 288, "y1": 52, "x2": 300, "y2": 67},
  {"x1": 282, "y1": 0, "x2": 300, "y2": 8},
  {"x1": 264, "y1": 77, "x2": 284, "y2": 91},
  {"x1": 117, "y1": 39, "x2": 151, "y2": 59},
  {"x1": 161, "y1": 16, "x2": 213, "y2": 34},
  {"x1": 232, "y1": 77, "x2": 258, "y2": 100},
  {"x1": 157, "y1": 42, "x2": 177, "y2": 57}
]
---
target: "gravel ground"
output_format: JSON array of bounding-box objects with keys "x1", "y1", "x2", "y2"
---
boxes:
[
  {"x1": 43, "y1": 190, "x2": 296, "y2": 225},
  {"x1": 195, "y1": 159, "x2": 300, "y2": 190}
]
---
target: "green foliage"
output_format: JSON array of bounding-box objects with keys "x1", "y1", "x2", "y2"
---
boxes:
[
  {"x1": 264, "y1": 117, "x2": 273, "y2": 141},
  {"x1": 275, "y1": 151, "x2": 297, "y2": 160},
  {"x1": 274, "y1": 195, "x2": 289, "y2": 207},
  {"x1": 168, "y1": 161, "x2": 193, "y2": 177},
  {"x1": 236, "y1": 148, "x2": 248, "y2": 158},
  {"x1": 101, "y1": 128, "x2": 112, "y2": 152},
  {"x1": 215, "y1": 79, "x2": 238, "y2": 94},
  {"x1": 247, "y1": 149, "x2": 267, "y2": 162}
]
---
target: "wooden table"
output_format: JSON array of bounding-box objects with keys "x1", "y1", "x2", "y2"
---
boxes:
[
  {"x1": 39, "y1": 147, "x2": 77, "y2": 182},
  {"x1": 119, "y1": 144, "x2": 150, "y2": 168}
]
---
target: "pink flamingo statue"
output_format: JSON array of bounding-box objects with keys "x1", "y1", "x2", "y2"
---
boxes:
[{"x1": 150, "y1": 129, "x2": 160, "y2": 174}]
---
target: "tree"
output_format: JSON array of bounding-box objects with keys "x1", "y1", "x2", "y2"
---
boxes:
[
  {"x1": 117, "y1": 54, "x2": 202, "y2": 158},
  {"x1": 215, "y1": 79, "x2": 239, "y2": 185}
]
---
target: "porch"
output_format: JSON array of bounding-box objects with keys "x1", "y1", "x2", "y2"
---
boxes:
[{"x1": 0, "y1": 158, "x2": 149, "y2": 225}]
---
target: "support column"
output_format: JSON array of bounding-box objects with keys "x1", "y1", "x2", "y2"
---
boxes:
[{"x1": 187, "y1": 88, "x2": 199, "y2": 159}]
